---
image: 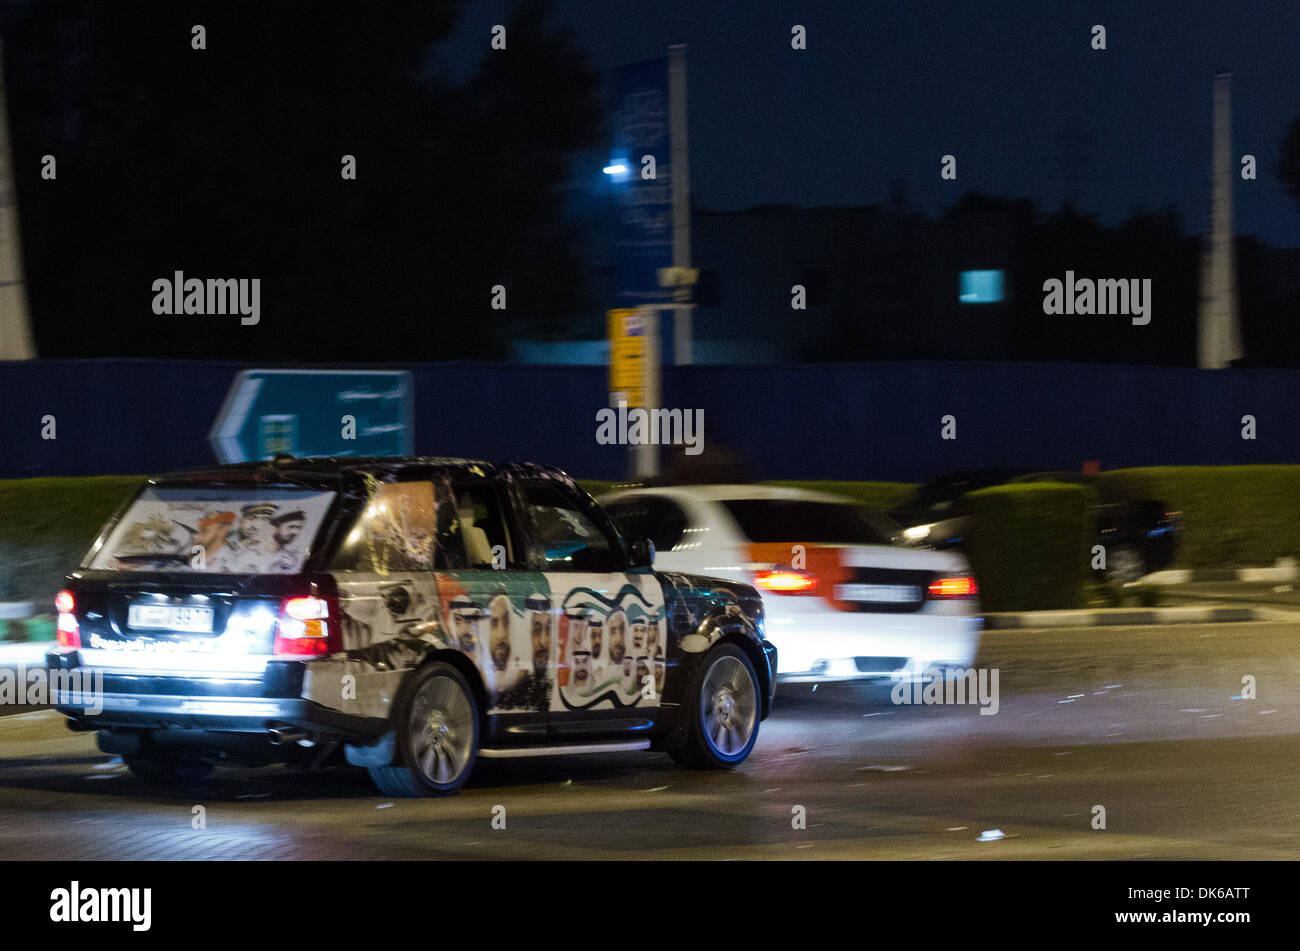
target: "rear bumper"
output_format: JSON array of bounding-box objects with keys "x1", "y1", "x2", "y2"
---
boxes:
[
  {"x1": 48, "y1": 648, "x2": 386, "y2": 741},
  {"x1": 777, "y1": 660, "x2": 983, "y2": 684},
  {"x1": 53, "y1": 691, "x2": 387, "y2": 739},
  {"x1": 778, "y1": 657, "x2": 907, "y2": 683},
  {"x1": 763, "y1": 612, "x2": 982, "y2": 680}
]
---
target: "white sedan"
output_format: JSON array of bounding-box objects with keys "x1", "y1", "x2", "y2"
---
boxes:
[{"x1": 600, "y1": 484, "x2": 983, "y2": 683}]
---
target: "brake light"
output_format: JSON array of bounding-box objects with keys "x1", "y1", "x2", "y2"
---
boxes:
[
  {"x1": 928, "y1": 576, "x2": 978, "y2": 598},
  {"x1": 57, "y1": 612, "x2": 81, "y2": 648},
  {"x1": 274, "y1": 596, "x2": 337, "y2": 656},
  {"x1": 55, "y1": 589, "x2": 80, "y2": 646},
  {"x1": 754, "y1": 568, "x2": 819, "y2": 595}
]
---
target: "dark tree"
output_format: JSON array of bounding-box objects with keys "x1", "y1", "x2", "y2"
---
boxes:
[{"x1": 2, "y1": 0, "x2": 602, "y2": 361}]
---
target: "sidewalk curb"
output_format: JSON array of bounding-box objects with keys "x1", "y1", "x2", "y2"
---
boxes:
[
  {"x1": 1146, "y1": 563, "x2": 1299, "y2": 585},
  {"x1": 983, "y1": 605, "x2": 1300, "y2": 629}
]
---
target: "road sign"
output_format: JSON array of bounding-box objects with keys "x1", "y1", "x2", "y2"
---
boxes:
[
  {"x1": 608, "y1": 308, "x2": 646, "y2": 408},
  {"x1": 209, "y1": 369, "x2": 413, "y2": 464}
]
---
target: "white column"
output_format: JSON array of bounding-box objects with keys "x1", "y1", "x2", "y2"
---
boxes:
[
  {"x1": 634, "y1": 305, "x2": 660, "y2": 479},
  {"x1": 0, "y1": 41, "x2": 36, "y2": 360},
  {"x1": 1198, "y1": 73, "x2": 1243, "y2": 369}
]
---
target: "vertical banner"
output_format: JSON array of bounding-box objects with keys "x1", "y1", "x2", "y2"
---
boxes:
[
  {"x1": 607, "y1": 308, "x2": 645, "y2": 409},
  {"x1": 606, "y1": 307, "x2": 659, "y2": 479},
  {"x1": 612, "y1": 58, "x2": 674, "y2": 309}
]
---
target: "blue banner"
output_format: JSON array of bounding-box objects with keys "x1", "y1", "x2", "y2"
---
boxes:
[{"x1": 612, "y1": 57, "x2": 673, "y2": 306}]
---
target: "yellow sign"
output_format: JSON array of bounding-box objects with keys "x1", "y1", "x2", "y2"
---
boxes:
[{"x1": 607, "y1": 308, "x2": 645, "y2": 408}]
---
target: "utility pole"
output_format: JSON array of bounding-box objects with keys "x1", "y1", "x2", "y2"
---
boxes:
[
  {"x1": 0, "y1": 40, "x2": 36, "y2": 360},
  {"x1": 667, "y1": 43, "x2": 693, "y2": 366},
  {"x1": 1198, "y1": 73, "x2": 1243, "y2": 368}
]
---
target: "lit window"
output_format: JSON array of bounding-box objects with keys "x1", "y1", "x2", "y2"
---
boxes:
[{"x1": 959, "y1": 270, "x2": 1004, "y2": 304}]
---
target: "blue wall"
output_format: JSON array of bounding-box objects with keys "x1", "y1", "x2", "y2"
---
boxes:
[{"x1": 2, "y1": 359, "x2": 1297, "y2": 482}]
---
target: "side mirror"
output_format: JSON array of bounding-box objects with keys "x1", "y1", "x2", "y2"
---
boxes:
[{"x1": 628, "y1": 537, "x2": 655, "y2": 569}]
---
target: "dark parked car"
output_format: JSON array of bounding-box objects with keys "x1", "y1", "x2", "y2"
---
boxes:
[
  {"x1": 886, "y1": 468, "x2": 1180, "y2": 583},
  {"x1": 48, "y1": 457, "x2": 775, "y2": 796}
]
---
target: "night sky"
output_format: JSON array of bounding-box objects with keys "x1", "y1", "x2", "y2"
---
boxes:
[{"x1": 449, "y1": 0, "x2": 1299, "y2": 247}]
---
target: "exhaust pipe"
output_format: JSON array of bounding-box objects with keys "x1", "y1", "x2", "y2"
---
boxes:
[{"x1": 267, "y1": 725, "x2": 308, "y2": 746}]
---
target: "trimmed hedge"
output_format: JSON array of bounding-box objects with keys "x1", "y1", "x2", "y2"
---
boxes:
[
  {"x1": 1097, "y1": 466, "x2": 1300, "y2": 569},
  {"x1": 964, "y1": 482, "x2": 1094, "y2": 612},
  {"x1": 0, "y1": 476, "x2": 144, "y2": 603},
  {"x1": 5, "y1": 467, "x2": 1300, "y2": 607},
  {"x1": 761, "y1": 480, "x2": 917, "y2": 511},
  {"x1": 579, "y1": 480, "x2": 917, "y2": 511}
]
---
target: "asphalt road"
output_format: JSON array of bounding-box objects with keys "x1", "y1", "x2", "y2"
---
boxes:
[{"x1": 1, "y1": 620, "x2": 1298, "y2": 860}]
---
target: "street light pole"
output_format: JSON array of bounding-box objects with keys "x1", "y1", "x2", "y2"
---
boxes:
[
  {"x1": 669, "y1": 44, "x2": 693, "y2": 367},
  {"x1": 0, "y1": 40, "x2": 36, "y2": 360}
]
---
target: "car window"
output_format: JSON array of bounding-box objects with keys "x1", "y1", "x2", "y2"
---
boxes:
[
  {"x1": 522, "y1": 483, "x2": 620, "y2": 572},
  {"x1": 331, "y1": 481, "x2": 436, "y2": 573},
  {"x1": 437, "y1": 482, "x2": 520, "y2": 569},
  {"x1": 604, "y1": 496, "x2": 688, "y2": 552},
  {"x1": 87, "y1": 484, "x2": 336, "y2": 574},
  {"x1": 720, "y1": 499, "x2": 896, "y2": 545}
]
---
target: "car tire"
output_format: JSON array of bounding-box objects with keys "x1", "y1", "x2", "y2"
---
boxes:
[
  {"x1": 368, "y1": 662, "x2": 479, "y2": 797},
  {"x1": 123, "y1": 753, "x2": 214, "y2": 786},
  {"x1": 668, "y1": 642, "x2": 761, "y2": 770},
  {"x1": 1106, "y1": 544, "x2": 1147, "y2": 584}
]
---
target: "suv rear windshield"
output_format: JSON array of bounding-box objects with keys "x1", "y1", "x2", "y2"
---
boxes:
[
  {"x1": 720, "y1": 499, "x2": 896, "y2": 545},
  {"x1": 87, "y1": 485, "x2": 336, "y2": 574}
]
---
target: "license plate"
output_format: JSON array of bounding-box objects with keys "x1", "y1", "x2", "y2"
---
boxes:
[
  {"x1": 127, "y1": 604, "x2": 214, "y2": 633},
  {"x1": 835, "y1": 584, "x2": 922, "y2": 604}
]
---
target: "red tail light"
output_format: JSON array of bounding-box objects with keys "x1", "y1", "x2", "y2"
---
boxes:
[
  {"x1": 928, "y1": 576, "x2": 978, "y2": 598},
  {"x1": 57, "y1": 612, "x2": 81, "y2": 648},
  {"x1": 273, "y1": 596, "x2": 339, "y2": 656},
  {"x1": 754, "y1": 568, "x2": 819, "y2": 595},
  {"x1": 55, "y1": 590, "x2": 81, "y2": 647}
]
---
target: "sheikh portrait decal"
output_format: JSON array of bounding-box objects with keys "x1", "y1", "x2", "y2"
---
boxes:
[{"x1": 553, "y1": 580, "x2": 664, "y2": 712}]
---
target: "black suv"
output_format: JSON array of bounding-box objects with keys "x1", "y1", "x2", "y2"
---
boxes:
[
  {"x1": 887, "y1": 468, "x2": 1180, "y2": 583},
  {"x1": 49, "y1": 457, "x2": 775, "y2": 796}
]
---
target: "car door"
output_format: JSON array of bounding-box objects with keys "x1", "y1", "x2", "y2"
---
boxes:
[
  {"x1": 432, "y1": 478, "x2": 550, "y2": 742},
  {"x1": 326, "y1": 477, "x2": 444, "y2": 719},
  {"x1": 518, "y1": 480, "x2": 668, "y2": 740}
]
